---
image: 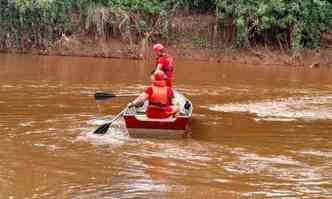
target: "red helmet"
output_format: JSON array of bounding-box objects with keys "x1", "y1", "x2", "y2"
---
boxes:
[
  {"x1": 154, "y1": 70, "x2": 166, "y2": 81},
  {"x1": 153, "y1": 43, "x2": 164, "y2": 53}
]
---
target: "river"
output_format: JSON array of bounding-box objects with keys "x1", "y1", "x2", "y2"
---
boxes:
[{"x1": 0, "y1": 54, "x2": 331, "y2": 198}]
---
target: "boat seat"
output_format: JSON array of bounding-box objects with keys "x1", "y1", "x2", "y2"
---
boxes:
[
  {"x1": 136, "y1": 109, "x2": 187, "y2": 116},
  {"x1": 136, "y1": 110, "x2": 146, "y2": 115},
  {"x1": 135, "y1": 114, "x2": 176, "y2": 122}
]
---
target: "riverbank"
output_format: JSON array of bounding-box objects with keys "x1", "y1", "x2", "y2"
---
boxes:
[
  {"x1": 1, "y1": 0, "x2": 332, "y2": 69},
  {"x1": 2, "y1": 34, "x2": 332, "y2": 68},
  {"x1": 1, "y1": 3, "x2": 331, "y2": 68}
]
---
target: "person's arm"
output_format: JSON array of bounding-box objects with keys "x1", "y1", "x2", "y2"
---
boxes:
[
  {"x1": 128, "y1": 93, "x2": 148, "y2": 107},
  {"x1": 151, "y1": 58, "x2": 163, "y2": 74},
  {"x1": 168, "y1": 88, "x2": 176, "y2": 105},
  {"x1": 156, "y1": 63, "x2": 163, "y2": 71},
  {"x1": 155, "y1": 56, "x2": 166, "y2": 71}
]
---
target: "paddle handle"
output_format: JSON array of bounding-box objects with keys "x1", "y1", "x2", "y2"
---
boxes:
[
  {"x1": 108, "y1": 106, "x2": 128, "y2": 125},
  {"x1": 95, "y1": 92, "x2": 139, "y2": 100}
]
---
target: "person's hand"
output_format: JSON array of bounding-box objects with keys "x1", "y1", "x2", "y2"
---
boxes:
[
  {"x1": 128, "y1": 102, "x2": 135, "y2": 107},
  {"x1": 150, "y1": 68, "x2": 156, "y2": 74},
  {"x1": 154, "y1": 69, "x2": 163, "y2": 74}
]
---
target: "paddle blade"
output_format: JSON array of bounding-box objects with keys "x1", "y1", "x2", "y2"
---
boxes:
[
  {"x1": 94, "y1": 92, "x2": 116, "y2": 100},
  {"x1": 93, "y1": 123, "x2": 111, "y2": 134}
]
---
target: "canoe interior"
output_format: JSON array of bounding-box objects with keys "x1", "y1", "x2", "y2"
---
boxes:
[
  {"x1": 124, "y1": 90, "x2": 193, "y2": 138},
  {"x1": 125, "y1": 90, "x2": 192, "y2": 120}
]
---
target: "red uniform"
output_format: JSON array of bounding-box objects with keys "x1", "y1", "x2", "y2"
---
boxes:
[
  {"x1": 144, "y1": 85, "x2": 174, "y2": 118},
  {"x1": 156, "y1": 54, "x2": 174, "y2": 87}
]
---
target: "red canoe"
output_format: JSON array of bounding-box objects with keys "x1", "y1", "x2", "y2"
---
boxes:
[{"x1": 123, "y1": 91, "x2": 193, "y2": 138}]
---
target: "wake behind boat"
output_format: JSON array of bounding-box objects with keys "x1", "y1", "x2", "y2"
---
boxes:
[{"x1": 124, "y1": 90, "x2": 193, "y2": 138}]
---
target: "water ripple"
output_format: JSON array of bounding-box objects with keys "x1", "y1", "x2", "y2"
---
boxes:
[{"x1": 208, "y1": 95, "x2": 332, "y2": 121}]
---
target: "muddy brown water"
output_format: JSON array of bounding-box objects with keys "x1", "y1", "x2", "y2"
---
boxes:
[{"x1": 0, "y1": 53, "x2": 332, "y2": 198}]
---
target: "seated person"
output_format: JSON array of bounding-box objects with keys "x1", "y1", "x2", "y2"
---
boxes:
[{"x1": 129, "y1": 71, "x2": 179, "y2": 118}]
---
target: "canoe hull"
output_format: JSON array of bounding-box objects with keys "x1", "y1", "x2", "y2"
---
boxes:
[
  {"x1": 127, "y1": 128, "x2": 190, "y2": 139},
  {"x1": 124, "y1": 115, "x2": 191, "y2": 138}
]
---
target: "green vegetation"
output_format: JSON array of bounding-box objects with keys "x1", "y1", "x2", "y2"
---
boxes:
[
  {"x1": 216, "y1": 0, "x2": 332, "y2": 50},
  {"x1": 0, "y1": 0, "x2": 331, "y2": 51},
  {"x1": 0, "y1": 0, "x2": 72, "y2": 50}
]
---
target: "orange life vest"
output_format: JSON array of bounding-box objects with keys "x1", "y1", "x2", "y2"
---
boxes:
[{"x1": 149, "y1": 85, "x2": 168, "y2": 107}]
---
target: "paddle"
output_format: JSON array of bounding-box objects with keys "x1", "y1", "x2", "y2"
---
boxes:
[
  {"x1": 95, "y1": 92, "x2": 138, "y2": 100},
  {"x1": 93, "y1": 106, "x2": 129, "y2": 134}
]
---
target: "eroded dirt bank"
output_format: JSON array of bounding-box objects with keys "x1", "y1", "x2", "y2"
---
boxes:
[
  {"x1": 3, "y1": 34, "x2": 332, "y2": 68},
  {"x1": 1, "y1": 12, "x2": 332, "y2": 68}
]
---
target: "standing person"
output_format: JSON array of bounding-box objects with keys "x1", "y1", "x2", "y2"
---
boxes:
[
  {"x1": 152, "y1": 43, "x2": 174, "y2": 87},
  {"x1": 128, "y1": 71, "x2": 179, "y2": 119}
]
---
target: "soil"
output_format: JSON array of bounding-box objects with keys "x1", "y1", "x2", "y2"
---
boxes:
[{"x1": 43, "y1": 33, "x2": 332, "y2": 69}]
